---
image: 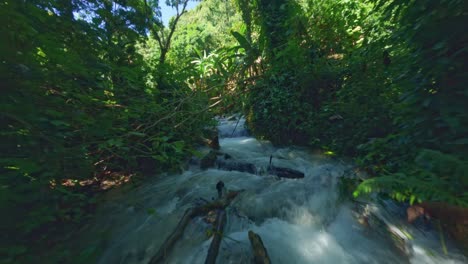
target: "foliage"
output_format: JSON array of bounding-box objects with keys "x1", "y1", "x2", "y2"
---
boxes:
[
  {"x1": 239, "y1": 0, "x2": 313, "y2": 144},
  {"x1": 0, "y1": 0, "x2": 213, "y2": 262},
  {"x1": 2, "y1": 0, "x2": 468, "y2": 261},
  {"x1": 167, "y1": 0, "x2": 242, "y2": 66},
  {"x1": 235, "y1": 0, "x2": 468, "y2": 205},
  {"x1": 355, "y1": 149, "x2": 468, "y2": 206},
  {"x1": 146, "y1": 0, "x2": 247, "y2": 114},
  {"x1": 353, "y1": 0, "x2": 468, "y2": 205},
  {"x1": 145, "y1": 0, "x2": 195, "y2": 68}
]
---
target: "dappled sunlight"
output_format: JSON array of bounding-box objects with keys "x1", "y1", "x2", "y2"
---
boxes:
[
  {"x1": 326, "y1": 54, "x2": 344, "y2": 60},
  {"x1": 57, "y1": 172, "x2": 134, "y2": 191}
]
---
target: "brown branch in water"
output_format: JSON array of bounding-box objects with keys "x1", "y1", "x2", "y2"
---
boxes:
[
  {"x1": 204, "y1": 210, "x2": 227, "y2": 264},
  {"x1": 248, "y1": 230, "x2": 271, "y2": 264},
  {"x1": 148, "y1": 208, "x2": 197, "y2": 264},
  {"x1": 149, "y1": 191, "x2": 241, "y2": 264}
]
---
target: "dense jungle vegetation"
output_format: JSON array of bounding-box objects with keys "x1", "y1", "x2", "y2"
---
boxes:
[{"x1": 1, "y1": 0, "x2": 467, "y2": 262}]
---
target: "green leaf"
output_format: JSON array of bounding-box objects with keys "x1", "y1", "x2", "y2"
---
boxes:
[{"x1": 230, "y1": 31, "x2": 251, "y2": 52}]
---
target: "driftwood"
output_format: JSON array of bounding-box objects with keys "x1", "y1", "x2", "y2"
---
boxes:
[
  {"x1": 217, "y1": 159, "x2": 304, "y2": 179},
  {"x1": 205, "y1": 210, "x2": 227, "y2": 264},
  {"x1": 199, "y1": 149, "x2": 304, "y2": 179},
  {"x1": 149, "y1": 191, "x2": 241, "y2": 264},
  {"x1": 268, "y1": 166, "x2": 304, "y2": 179},
  {"x1": 248, "y1": 231, "x2": 271, "y2": 264}
]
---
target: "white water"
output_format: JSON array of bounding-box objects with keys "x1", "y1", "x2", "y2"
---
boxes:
[{"x1": 80, "y1": 117, "x2": 466, "y2": 264}]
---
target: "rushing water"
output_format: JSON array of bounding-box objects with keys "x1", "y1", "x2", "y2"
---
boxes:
[{"x1": 80, "y1": 117, "x2": 466, "y2": 264}]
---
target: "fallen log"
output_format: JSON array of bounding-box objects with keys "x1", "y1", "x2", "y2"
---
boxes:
[
  {"x1": 268, "y1": 166, "x2": 304, "y2": 179},
  {"x1": 205, "y1": 210, "x2": 227, "y2": 264},
  {"x1": 248, "y1": 230, "x2": 271, "y2": 264},
  {"x1": 216, "y1": 159, "x2": 304, "y2": 179},
  {"x1": 149, "y1": 191, "x2": 241, "y2": 264}
]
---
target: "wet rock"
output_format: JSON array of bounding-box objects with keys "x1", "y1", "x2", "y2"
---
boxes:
[
  {"x1": 210, "y1": 135, "x2": 220, "y2": 150},
  {"x1": 216, "y1": 159, "x2": 304, "y2": 179},
  {"x1": 200, "y1": 151, "x2": 218, "y2": 169},
  {"x1": 216, "y1": 180, "x2": 225, "y2": 199},
  {"x1": 353, "y1": 201, "x2": 413, "y2": 259},
  {"x1": 201, "y1": 127, "x2": 220, "y2": 150},
  {"x1": 217, "y1": 160, "x2": 256, "y2": 174},
  {"x1": 268, "y1": 166, "x2": 304, "y2": 179},
  {"x1": 408, "y1": 202, "x2": 468, "y2": 255},
  {"x1": 201, "y1": 135, "x2": 220, "y2": 150}
]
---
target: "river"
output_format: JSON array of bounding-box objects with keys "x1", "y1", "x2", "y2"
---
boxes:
[{"x1": 77, "y1": 117, "x2": 466, "y2": 264}]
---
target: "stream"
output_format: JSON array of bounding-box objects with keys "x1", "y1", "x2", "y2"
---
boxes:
[{"x1": 78, "y1": 117, "x2": 467, "y2": 264}]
